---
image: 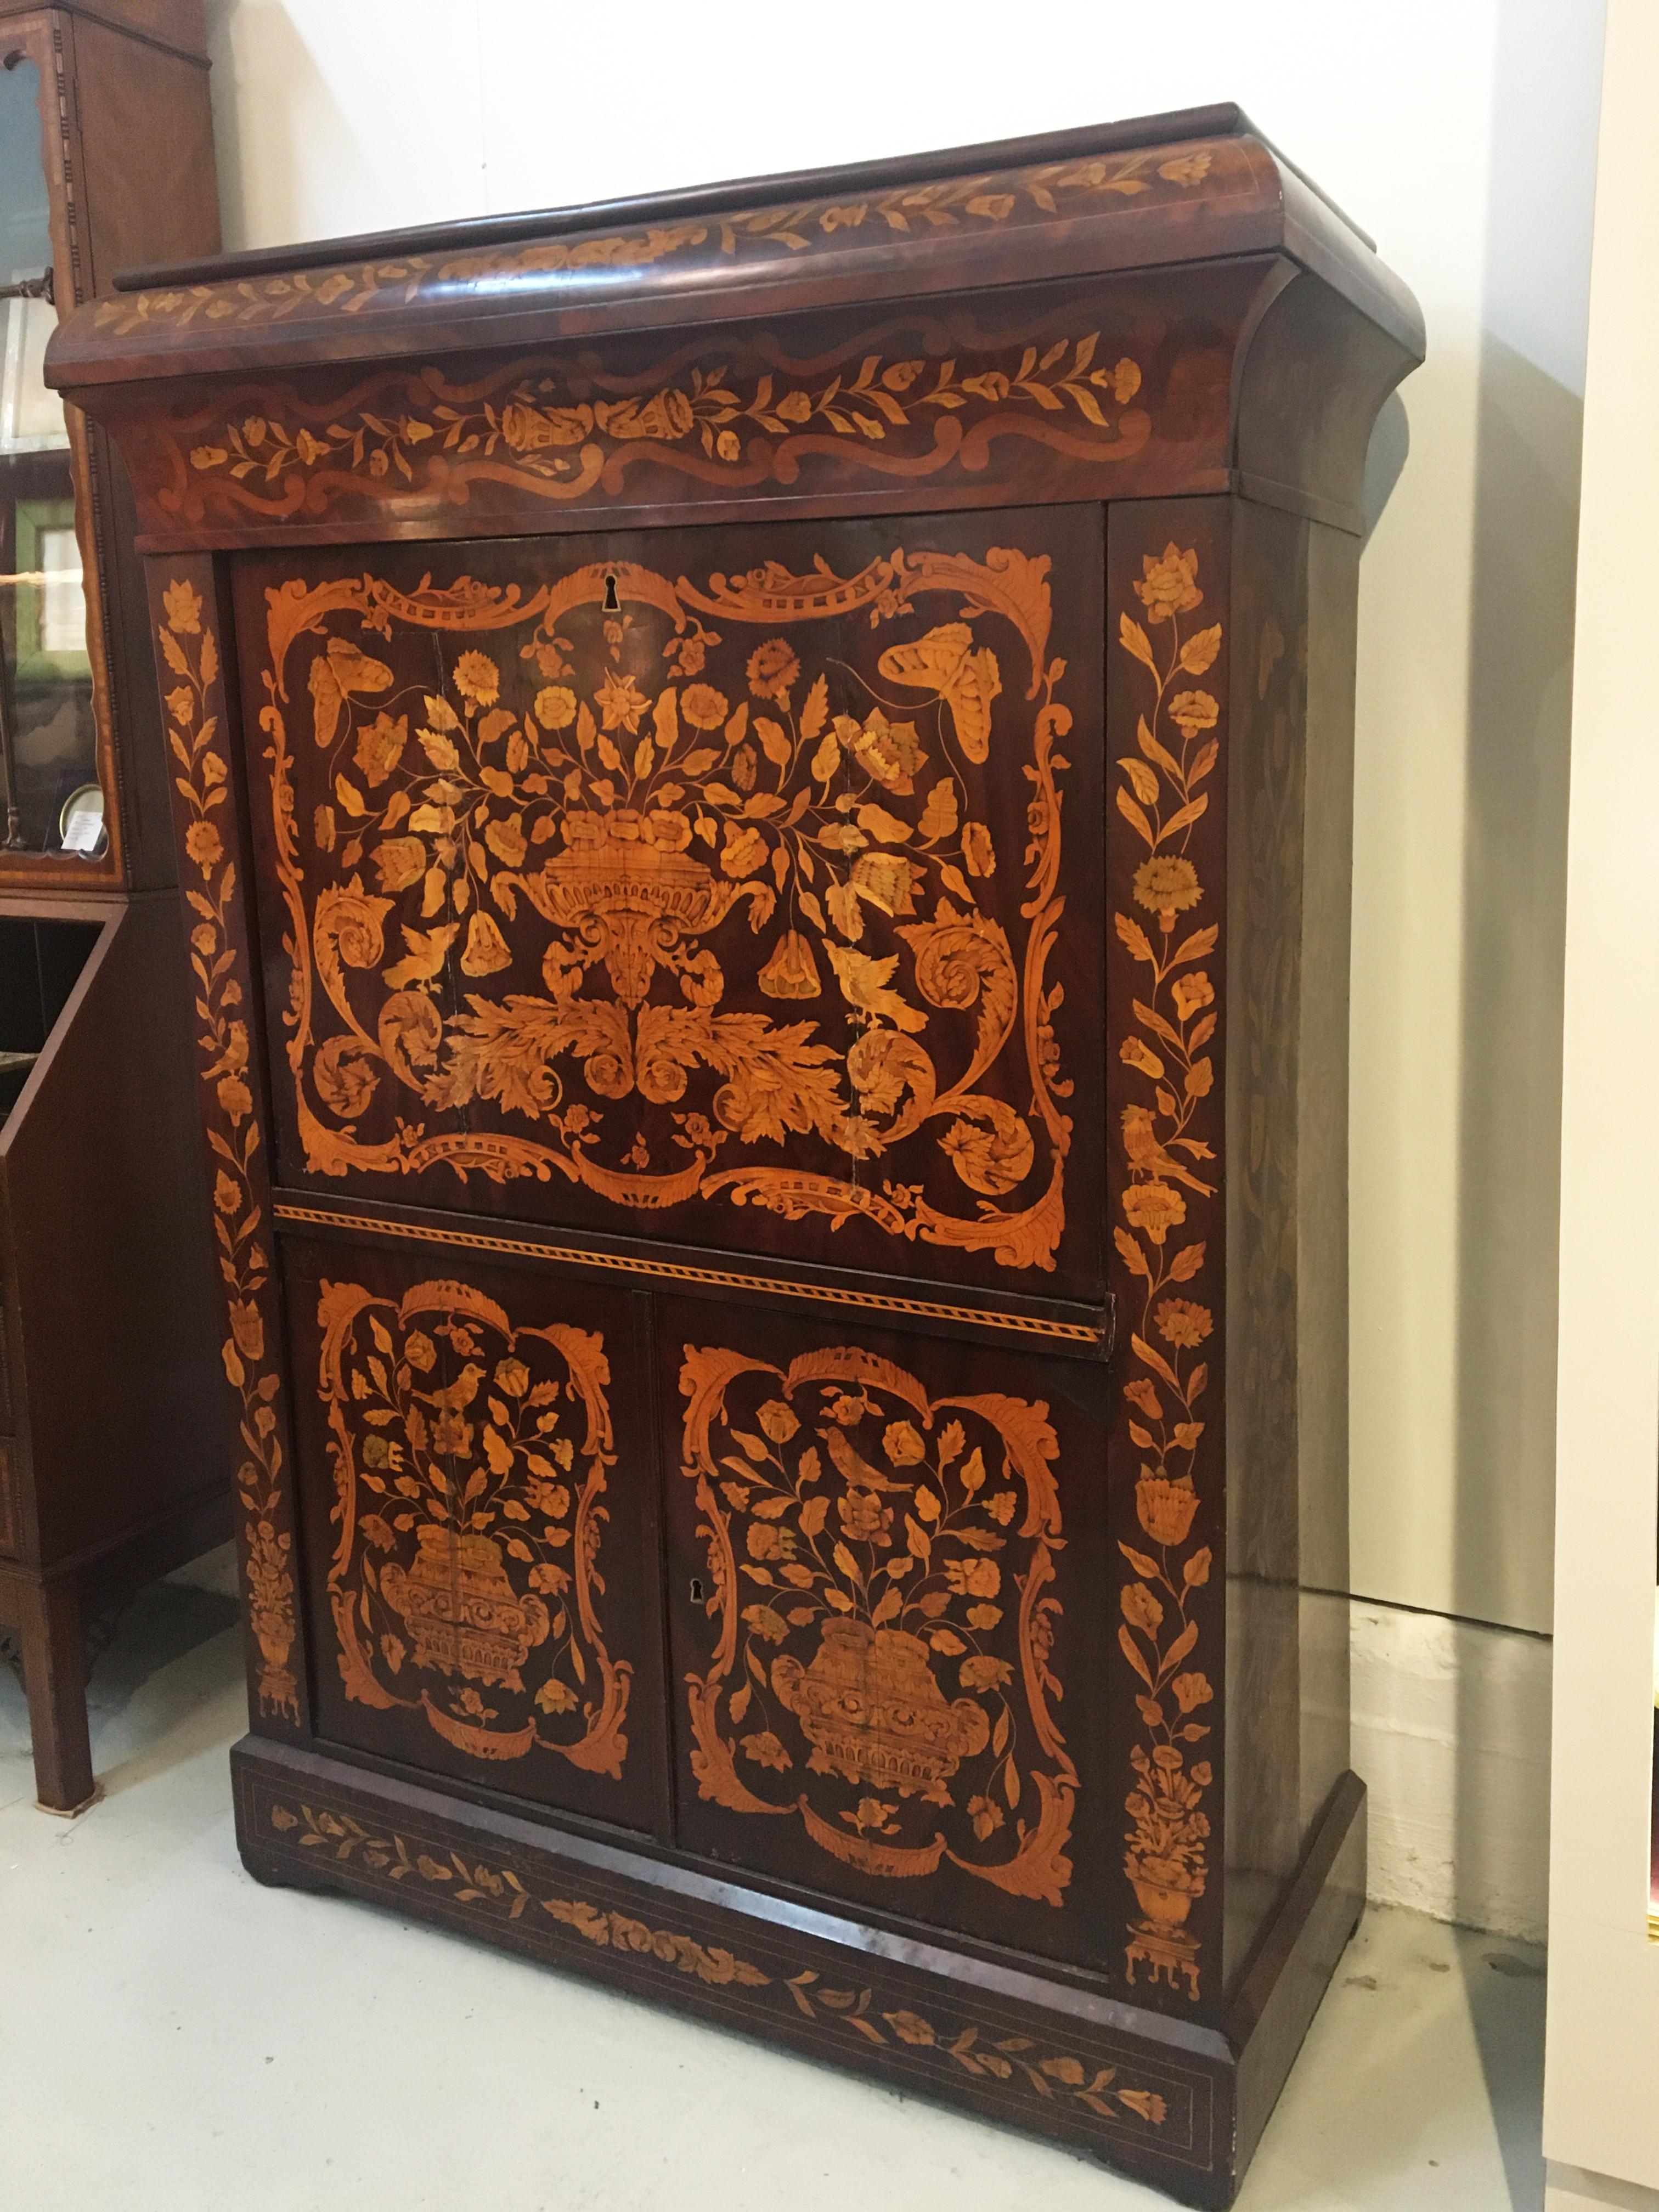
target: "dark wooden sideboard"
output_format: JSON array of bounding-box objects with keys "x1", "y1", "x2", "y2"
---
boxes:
[
  {"x1": 50, "y1": 106, "x2": 1421, "y2": 2202},
  {"x1": 0, "y1": 0, "x2": 225, "y2": 1813}
]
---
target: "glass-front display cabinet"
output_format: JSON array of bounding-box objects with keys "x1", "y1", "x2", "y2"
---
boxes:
[
  {"x1": 0, "y1": 50, "x2": 99, "y2": 862},
  {"x1": 0, "y1": 1, "x2": 226, "y2": 1815}
]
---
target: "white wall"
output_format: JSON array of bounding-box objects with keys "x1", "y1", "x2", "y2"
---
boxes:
[
  {"x1": 1545, "y1": 0, "x2": 1659, "y2": 2194},
  {"x1": 199, "y1": 0, "x2": 1603, "y2": 1923}
]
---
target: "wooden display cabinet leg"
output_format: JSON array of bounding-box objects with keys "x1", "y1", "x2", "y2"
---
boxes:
[{"x1": 15, "y1": 1578, "x2": 99, "y2": 1816}]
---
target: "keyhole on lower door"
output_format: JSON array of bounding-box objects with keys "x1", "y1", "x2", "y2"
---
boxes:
[
  {"x1": 689, "y1": 1577, "x2": 705, "y2": 1605},
  {"x1": 602, "y1": 569, "x2": 619, "y2": 612}
]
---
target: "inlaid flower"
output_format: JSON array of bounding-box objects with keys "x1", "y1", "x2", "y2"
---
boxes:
[
  {"x1": 1131, "y1": 855, "x2": 1201, "y2": 924},
  {"x1": 681, "y1": 682, "x2": 730, "y2": 730},
  {"x1": 944, "y1": 1556, "x2": 1000, "y2": 1599},
  {"x1": 453, "y1": 651, "x2": 499, "y2": 706},
  {"x1": 228, "y1": 1298, "x2": 264, "y2": 1363},
  {"x1": 1124, "y1": 1377, "x2": 1164, "y2": 1421},
  {"x1": 1134, "y1": 543, "x2": 1203, "y2": 622},
  {"x1": 756, "y1": 1400, "x2": 799, "y2": 1443},
  {"x1": 534, "y1": 685, "x2": 577, "y2": 730},
  {"x1": 354, "y1": 710, "x2": 407, "y2": 787},
  {"x1": 184, "y1": 820, "x2": 223, "y2": 871},
  {"x1": 720, "y1": 823, "x2": 766, "y2": 878},
  {"x1": 1171, "y1": 969, "x2": 1214, "y2": 1022},
  {"x1": 1154, "y1": 1299, "x2": 1212, "y2": 1348},
  {"x1": 837, "y1": 1488, "x2": 891, "y2": 1544},
  {"x1": 595, "y1": 670, "x2": 648, "y2": 733},
  {"x1": 217, "y1": 1074, "x2": 252, "y2": 1127},
  {"x1": 746, "y1": 1521, "x2": 795, "y2": 1562},
  {"x1": 1136, "y1": 1475, "x2": 1200, "y2": 1547},
  {"x1": 1121, "y1": 1179, "x2": 1186, "y2": 1244},
  {"x1": 431, "y1": 1410, "x2": 473, "y2": 1459},
  {"x1": 739, "y1": 1730, "x2": 791, "y2": 1772},
  {"x1": 1171, "y1": 1672, "x2": 1214, "y2": 1714},
  {"x1": 645, "y1": 809, "x2": 692, "y2": 851},
  {"x1": 967, "y1": 1795, "x2": 1003, "y2": 1841},
  {"x1": 962, "y1": 821, "x2": 996, "y2": 877},
  {"x1": 1169, "y1": 689, "x2": 1218, "y2": 739},
  {"x1": 747, "y1": 639, "x2": 799, "y2": 704},
  {"x1": 758, "y1": 929, "x2": 821, "y2": 999},
  {"x1": 1110, "y1": 357, "x2": 1143, "y2": 403},
  {"x1": 882, "y1": 1420, "x2": 926, "y2": 1466},
  {"x1": 163, "y1": 579, "x2": 202, "y2": 634},
  {"x1": 1121, "y1": 1581, "x2": 1164, "y2": 1635}
]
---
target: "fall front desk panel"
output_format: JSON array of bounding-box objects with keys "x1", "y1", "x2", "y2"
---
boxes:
[{"x1": 242, "y1": 499, "x2": 1212, "y2": 1996}]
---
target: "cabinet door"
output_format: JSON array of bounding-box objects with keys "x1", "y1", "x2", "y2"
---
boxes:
[
  {"x1": 234, "y1": 503, "x2": 1104, "y2": 1306},
  {"x1": 283, "y1": 1238, "x2": 664, "y2": 1833},
  {"x1": 660, "y1": 1299, "x2": 1120, "y2": 1970}
]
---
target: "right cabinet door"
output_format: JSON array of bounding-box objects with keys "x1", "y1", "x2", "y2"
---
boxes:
[{"x1": 661, "y1": 1299, "x2": 1122, "y2": 1970}]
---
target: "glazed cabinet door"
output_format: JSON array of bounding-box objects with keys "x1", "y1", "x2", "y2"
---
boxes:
[
  {"x1": 281, "y1": 1237, "x2": 665, "y2": 1833},
  {"x1": 661, "y1": 1299, "x2": 1123, "y2": 1970},
  {"x1": 233, "y1": 504, "x2": 1104, "y2": 1309}
]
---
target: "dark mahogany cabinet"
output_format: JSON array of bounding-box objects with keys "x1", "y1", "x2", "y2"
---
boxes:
[
  {"x1": 50, "y1": 107, "x2": 1421, "y2": 2200},
  {"x1": 0, "y1": 0, "x2": 224, "y2": 1813}
]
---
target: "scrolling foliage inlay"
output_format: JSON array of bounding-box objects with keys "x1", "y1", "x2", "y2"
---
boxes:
[
  {"x1": 1112, "y1": 544, "x2": 1222, "y2": 2001},
  {"x1": 173, "y1": 336, "x2": 1148, "y2": 522},
  {"x1": 258, "y1": 538, "x2": 1076, "y2": 1274},
  {"x1": 263, "y1": 1792, "x2": 1177, "y2": 2138},
  {"x1": 317, "y1": 1274, "x2": 629, "y2": 1775},
  {"x1": 97, "y1": 140, "x2": 1221, "y2": 337},
  {"x1": 161, "y1": 576, "x2": 299, "y2": 1721},
  {"x1": 679, "y1": 1341, "x2": 1075, "y2": 1903}
]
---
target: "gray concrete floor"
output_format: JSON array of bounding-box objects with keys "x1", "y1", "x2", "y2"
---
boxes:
[{"x1": 1, "y1": 1553, "x2": 1547, "y2": 2211}]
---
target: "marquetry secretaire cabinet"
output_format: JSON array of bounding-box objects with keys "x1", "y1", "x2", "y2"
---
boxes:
[
  {"x1": 50, "y1": 105, "x2": 1421, "y2": 2200},
  {"x1": 0, "y1": 0, "x2": 223, "y2": 1813}
]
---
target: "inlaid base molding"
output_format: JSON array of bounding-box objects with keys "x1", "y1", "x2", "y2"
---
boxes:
[{"x1": 234, "y1": 1736, "x2": 1364, "y2": 2209}]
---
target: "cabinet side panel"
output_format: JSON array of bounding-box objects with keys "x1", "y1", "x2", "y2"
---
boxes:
[
  {"x1": 1222, "y1": 498, "x2": 1307, "y2": 1984},
  {"x1": 1297, "y1": 519, "x2": 1358, "y2": 1827},
  {"x1": 1221, "y1": 501, "x2": 1358, "y2": 1990},
  {"x1": 66, "y1": 17, "x2": 219, "y2": 292}
]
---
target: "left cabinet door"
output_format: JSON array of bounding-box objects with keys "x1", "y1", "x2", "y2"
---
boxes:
[{"x1": 281, "y1": 1235, "x2": 667, "y2": 1835}]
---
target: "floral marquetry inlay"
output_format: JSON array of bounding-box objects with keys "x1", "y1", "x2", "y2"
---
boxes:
[
  {"x1": 253, "y1": 526, "x2": 1087, "y2": 1284},
  {"x1": 164, "y1": 336, "x2": 1152, "y2": 524},
  {"x1": 678, "y1": 1340, "x2": 1076, "y2": 1903},
  {"x1": 259, "y1": 1792, "x2": 1183, "y2": 2141},
  {"x1": 1111, "y1": 540, "x2": 1224, "y2": 2003},
  {"x1": 160, "y1": 574, "x2": 300, "y2": 1723},
  {"x1": 97, "y1": 139, "x2": 1226, "y2": 337},
  {"x1": 317, "y1": 1275, "x2": 630, "y2": 1775}
]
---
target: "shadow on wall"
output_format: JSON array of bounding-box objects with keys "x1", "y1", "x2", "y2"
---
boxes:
[{"x1": 1455, "y1": 336, "x2": 1578, "y2": 1633}]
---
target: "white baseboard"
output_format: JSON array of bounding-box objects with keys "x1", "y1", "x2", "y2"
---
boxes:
[
  {"x1": 1548, "y1": 2163, "x2": 1659, "y2": 2211},
  {"x1": 1350, "y1": 1596, "x2": 1553, "y2": 1941}
]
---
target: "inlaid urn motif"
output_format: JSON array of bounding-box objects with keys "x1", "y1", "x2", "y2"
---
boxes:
[
  {"x1": 381, "y1": 1525, "x2": 550, "y2": 1691},
  {"x1": 771, "y1": 1618, "x2": 990, "y2": 1802},
  {"x1": 539, "y1": 811, "x2": 750, "y2": 1007}
]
